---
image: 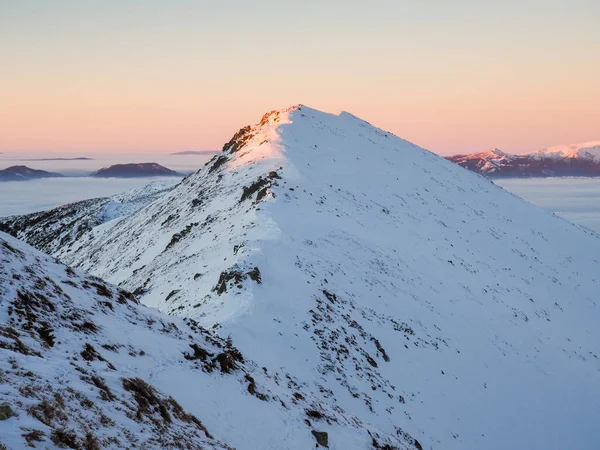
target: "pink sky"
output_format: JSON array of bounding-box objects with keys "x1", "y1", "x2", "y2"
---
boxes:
[{"x1": 1, "y1": 1, "x2": 598, "y2": 156}]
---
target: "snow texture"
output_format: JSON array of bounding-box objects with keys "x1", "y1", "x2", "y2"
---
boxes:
[{"x1": 2, "y1": 105, "x2": 600, "y2": 449}]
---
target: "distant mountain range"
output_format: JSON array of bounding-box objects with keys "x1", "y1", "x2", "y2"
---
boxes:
[
  {"x1": 170, "y1": 150, "x2": 220, "y2": 155},
  {"x1": 0, "y1": 165, "x2": 63, "y2": 181},
  {"x1": 92, "y1": 162, "x2": 181, "y2": 177},
  {"x1": 447, "y1": 141, "x2": 600, "y2": 177}
]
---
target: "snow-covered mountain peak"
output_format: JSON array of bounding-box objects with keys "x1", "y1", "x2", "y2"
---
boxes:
[
  {"x1": 467, "y1": 148, "x2": 508, "y2": 160},
  {"x1": 480, "y1": 148, "x2": 505, "y2": 156},
  {"x1": 3, "y1": 106, "x2": 600, "y2": 449}
]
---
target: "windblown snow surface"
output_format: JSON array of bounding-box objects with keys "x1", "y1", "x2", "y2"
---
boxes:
[
  {"x1": 2, "y1": 106, "x2": 600, "y2": 449},
  {"x1": 0, "y1": 231, "x2": 416, "y2": 449}
]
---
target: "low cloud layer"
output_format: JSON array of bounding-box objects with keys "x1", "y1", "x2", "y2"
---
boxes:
[{"x1": 495, "y1": 178, "x2": 600, "y2": 233}]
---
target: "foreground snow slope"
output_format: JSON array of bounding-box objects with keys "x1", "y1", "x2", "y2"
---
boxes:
[
  {"x1": 1, "y1": 231, "x2": 416, "y2": 449},
  {"x1": 5, "y1": 106, "x2": 600, "y2": 449}
]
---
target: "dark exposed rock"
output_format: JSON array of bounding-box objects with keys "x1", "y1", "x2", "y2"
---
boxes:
[
  {"x1": 240, "y1": 177, "x2": 271, "y2": 203},
  {"x1": 184, "y1": 343, "x2": 212, "y2": 361},
  {"x1": 222, "y1": 126, "x2": 253, "y2": 153},
  {"x1": 165, "y1": 290, "x2": 180, "y2": 302},
  {"x1": 247, "y1": 267, "x2": 262, "y2": 284},
  {"x1": 245, "y1": 374, "x2": 268, "y2": 401},
  {"x1": 0, "y1": 404, "x2": 14, "y2": 420},
  {"x1": 165, "y1": 223, "x2": 198, "y2": 251},
  {"x1": 51, "y1": 429, "x2": 79, "y2": 449},
  {"x1": 214, "y1": 267, "x2": 262, "y2": 295},
  {"x1": 38, "y1": 325, "x2": 55, "y2": 347},
  {"x1": 122, "y1": 377, "x2": 172, "y2": 425},
  {"x1": 311, "y1": 430, "x2": 329, "y2": 447},
  {"x1": 209, "y1": 155, "x2": 229, "y2": 173},
  {"x1": 305, "y1": 409, "x2": 324, "y2": 420}
]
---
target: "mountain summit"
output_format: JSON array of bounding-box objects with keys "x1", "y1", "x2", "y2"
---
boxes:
[{"x1": 2, "y1": 105, "x2": 600, "y2": 449}]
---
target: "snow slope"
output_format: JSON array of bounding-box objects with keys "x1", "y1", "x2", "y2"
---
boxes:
[
  {"x1": 0, "y1": 180, "x2": 177, "y2": 258},
  {"x1": 4, "y1": 106, "x2": 600, "y2": 449},
  {"x1": 0, "y1": 230, "x2": 419, "y2": 449}
]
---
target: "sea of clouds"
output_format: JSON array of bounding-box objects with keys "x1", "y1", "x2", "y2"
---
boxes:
[
  {"x1": 1, "y1": 152, "x2": 600, "y2": 234},
  {"x1": 495, "y1": 178, "x2": 600, "y2": 234},
  {"x1": 0, "y1": 152, "x2": 213, "y2": 216}
]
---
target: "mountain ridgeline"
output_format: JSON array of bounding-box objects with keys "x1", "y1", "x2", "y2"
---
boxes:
[
  {"x1": 1, "y1": 106, "x2": 599, "y2": 449},
  {"x1": 0, "y1": 181, "x2": 177, "y2": 257},
  {"x1": 447, "y1": 142, "x2": 600, "y2": 177}
]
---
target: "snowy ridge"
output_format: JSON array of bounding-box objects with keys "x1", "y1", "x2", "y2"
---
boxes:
[
  {"x1": 0, "y1": 180, "x2": 177, "y2": 259},
  {"x1": 3, "y1": 105, "x2": 600, "y2": 449},
  {"x1": 533, "y1": 141, "x2": 600, "y2": 162}
]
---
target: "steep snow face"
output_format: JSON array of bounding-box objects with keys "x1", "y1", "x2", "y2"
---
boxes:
[
  {"x1": 0, "y1": 180, "x2": 177, "y2": 258},
  {"x1": 0, "y1": 231, "x2": 418, "y2": 450},
  {"x1": 5, "y1": 106, "x2": 600, "y2": 449}
]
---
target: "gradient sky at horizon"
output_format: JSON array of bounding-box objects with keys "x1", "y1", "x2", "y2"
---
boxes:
[{"x1": 1, "y1": 0, "x2": 598, "y2": 155}]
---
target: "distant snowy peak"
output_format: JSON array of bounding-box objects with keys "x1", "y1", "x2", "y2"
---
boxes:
[
  {"x1": 534, "y1": 141, "x2": 600, "y2": 162},
  {"x1": 471, "y1": 148, "x2": 507, "y2": 159},
  {"x1": 92, "y1": 162, "x2": 181, "y2": 178},
  {"x1": 447, "y1": 141, "x2": 600, "y2": 177}
]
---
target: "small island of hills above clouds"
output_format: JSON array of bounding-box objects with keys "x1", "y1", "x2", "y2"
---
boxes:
[
  {"x1": 0, "y1": 162, "x2": 183, "y2": 181},
  {"x1": 91, "y1": 162, "x2": 182, "y2": 178},
  {"x1": 0, "y1": 165, "x2": 63, "y2": 181}
]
